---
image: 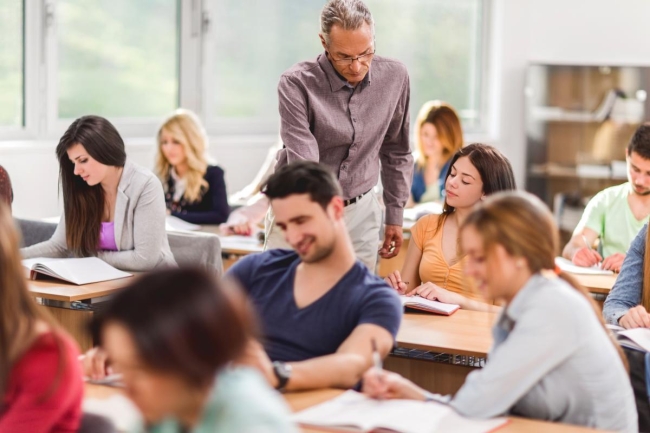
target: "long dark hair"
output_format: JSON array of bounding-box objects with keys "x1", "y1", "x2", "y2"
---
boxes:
[
  {"x1": 91, "y1": 268, "x2": 256, "y2": 388},
  {"x1": 435, "y1": 143, "x2": 517, "y2": 234},
  {"x1": 56, "y1": 116, "x2": 126, "y2": 257}
]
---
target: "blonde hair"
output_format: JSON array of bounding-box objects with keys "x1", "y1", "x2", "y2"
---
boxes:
[
  {"x1": 414, "y1": 101, "x2": 463, "y2": 169},
  {"x1": 461, "y1": 191, "x2": 628, "y2": 370},
  {"x1": 0, "y1": 203, "x2": 62, "y2": 394},
  {"x1": 155, "y1": 109, "x2": 209, "y2": 203}
]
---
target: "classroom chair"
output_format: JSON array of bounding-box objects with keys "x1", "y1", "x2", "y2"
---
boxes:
[
  {"x1": 15, "y1": 218, "x2": 57, "y2": 247},
  {"x1": 167, "y1": 230, "x2": 224, "y2": 277}
]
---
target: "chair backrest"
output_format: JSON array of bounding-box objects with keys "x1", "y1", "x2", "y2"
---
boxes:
[
  {"x1": 78, "y1": 412, "x2": 116, "y2": 433},
  {"x1": 167, "y1": 230, "x2": 224, "y2": 278},
  {"x1": 15, "y1": 218, "x2": 57, "y2": 247}
]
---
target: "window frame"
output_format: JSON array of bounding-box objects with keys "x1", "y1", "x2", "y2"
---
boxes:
[{"x1": 0, "y1": 0, "x2": 492, "y2": 142}]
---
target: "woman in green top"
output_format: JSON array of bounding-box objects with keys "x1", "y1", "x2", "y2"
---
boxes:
[{"x1": 91, "y1": 268, "x2": 297, "y2": 433}]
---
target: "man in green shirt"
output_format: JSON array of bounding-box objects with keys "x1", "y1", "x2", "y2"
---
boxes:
[{"x1": 563, "y1": 123, "x2": 650, "y2": 272}]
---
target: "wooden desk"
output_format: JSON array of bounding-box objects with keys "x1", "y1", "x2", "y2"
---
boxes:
[
  {"x1": 29, "y1": 276, "x2": 134, "y2": 351},
  {"x1": 85, "y1": 384, "x2": 602, "y2": 433},
  {"x1": 386, "y1": 310, "x2": 495, "y2": 395},
  {"x1": 572, "y1": 272, "x2": 617, "y2": 295}
]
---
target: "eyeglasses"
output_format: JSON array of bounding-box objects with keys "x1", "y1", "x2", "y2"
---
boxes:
[{"x1": 330, "y1": 50, "x2": 376, "y2": 66}]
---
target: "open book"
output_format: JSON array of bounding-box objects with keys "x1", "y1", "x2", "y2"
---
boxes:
[
  {"x1": 23, "y1": 257, "x2": 132, "y2": 285},
  {"x1": 554, "y1": 257, "x2": 614, "y2": 275},
  {"x1": 616, "y1": 328, "x2": 650, "y2": 352},
  {"x1": 400, "y1": 295, "x2": 460, "y2": 316},
  {"x1": 293, "y1": 390, "x2": 508, "y2": 433}
]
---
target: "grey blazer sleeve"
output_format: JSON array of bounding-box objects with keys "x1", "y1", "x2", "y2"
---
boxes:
[
  {"x1": 97, "y1": 176, "x2": 171, "y2": 271},
  {"x1": 20, "y1": 214, "x2": 70, "y2": 259}
]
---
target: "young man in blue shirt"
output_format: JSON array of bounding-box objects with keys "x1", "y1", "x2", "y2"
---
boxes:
[{"x1": 229, "y1": 161, "x2": 402, "y2": 392}]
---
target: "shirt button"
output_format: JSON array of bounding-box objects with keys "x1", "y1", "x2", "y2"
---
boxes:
[
  {"x1": 352, "y1": 118, "x2": 357, "y2": 122},
  {"x1": 342, "y1": 165, "x2": 347, "y2": 170}
]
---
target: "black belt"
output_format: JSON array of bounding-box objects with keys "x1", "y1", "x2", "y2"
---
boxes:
[{"x1": 343, "y1": 189, "x2": 371, "y2": 207}]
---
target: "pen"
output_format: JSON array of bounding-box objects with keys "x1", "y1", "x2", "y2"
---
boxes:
[
  {"x1": 371, "y1": 338, "x2": 382, "y2": 372},
  {"x1": 582, "y1": 235, "x2": 602, "y2": 267}
]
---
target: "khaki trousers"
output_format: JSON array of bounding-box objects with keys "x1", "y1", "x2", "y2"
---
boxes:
[{"x1": 264, "y1": 192, "x2": 382, "y2": 271}]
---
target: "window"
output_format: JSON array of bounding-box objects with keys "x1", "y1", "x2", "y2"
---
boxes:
[
  {"x1": 56, "y1": 0, "x2": 179, "y2": 120},
  {"x1": 0, "y1": 0, "x2": 24, "y2": 127},
  {"x1": 1, "y1": 0, "x2": 487, "y2": 140},
  {"x1": 205, "y1": 0, "x2": 486, "y2": 130}
]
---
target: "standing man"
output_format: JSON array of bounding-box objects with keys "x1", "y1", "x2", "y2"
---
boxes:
[{"x1": 266, "y1": 0, "x2": 413, "y2": 270}]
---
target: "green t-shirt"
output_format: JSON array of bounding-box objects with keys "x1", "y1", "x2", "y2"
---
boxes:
[
  {"x1": 132, "y1": 368, "x2": 298, "y2": 433},
  {"x1": 573, "y1": 182, "x2": 649, "y2": 258}
]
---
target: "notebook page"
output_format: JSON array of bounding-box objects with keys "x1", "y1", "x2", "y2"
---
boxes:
[
  {"x1": 39, "y1": 257, "x2": 131, "y2": 285},
  {"x1": 554, "y1": 257, "x2": 614, "y2": 275},
  {"x1": 293, "y1": 390, "x2": 507, "y2": 433},
  {"x1": 400, "y1": 295, "x2": 459, "y2": 315},
  {"x1": 83, "y1": 394, "x2": 142, "y2": 431}
]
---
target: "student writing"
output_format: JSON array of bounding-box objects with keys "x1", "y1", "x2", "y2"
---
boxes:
[
  {"x1": 364, "y1": 192, "x2": 637, "y2": 432},
  {"x1": 91, "y1": 268, "x2": 297, "y2": 433}
]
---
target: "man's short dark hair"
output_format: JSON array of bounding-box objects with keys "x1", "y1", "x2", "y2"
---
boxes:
[
  {"x1": 262, "y1": 161, "x2": 343, "y2": 209},
  {"x1": 628, "y1": 123, "x2": 650, "y2": 160}
]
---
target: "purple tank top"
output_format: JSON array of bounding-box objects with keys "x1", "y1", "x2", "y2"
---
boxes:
[{"x1": 99, "y1": 222, "x2": 118, "y2": 251}]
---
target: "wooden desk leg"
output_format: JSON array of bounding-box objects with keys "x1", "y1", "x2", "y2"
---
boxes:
[
  {"x1": 385, "y1": 355, "x2": 478, "y2": 395},
  {"x1": 40, "y1": 305, "x2": 94, "y2": 352}
]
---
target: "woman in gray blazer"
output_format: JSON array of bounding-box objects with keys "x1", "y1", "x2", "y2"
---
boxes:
[{"x1": 21, "y1": 115, "x2": 175, "y2": 272}]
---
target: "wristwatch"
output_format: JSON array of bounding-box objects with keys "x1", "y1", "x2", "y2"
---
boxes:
[{"x1": 272, "y1": 361, "x2": 292, "y2": 392}]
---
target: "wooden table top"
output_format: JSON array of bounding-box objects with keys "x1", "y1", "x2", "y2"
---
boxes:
[
  {"x1": 85, "y1": 384, "x2": 602, "y2": 432},
  {"x1": 29, "y1": 275, "x2": 134, "y2": 302},
  {"x1": 571, "y1": 272, "x2": 617, "y2": 295},
  {"x1": 397, "y1": 310, "x2": 496, "y2": 357}
]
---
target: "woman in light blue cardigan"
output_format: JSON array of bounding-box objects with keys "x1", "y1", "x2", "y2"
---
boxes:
[{"x1": 21, "y1": 116, "x2": 175, "y2": 271}]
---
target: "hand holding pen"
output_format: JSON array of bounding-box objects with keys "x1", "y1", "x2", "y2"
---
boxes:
[{"x1": 572, "y1": 235, "x2": 603, "y2": 268}]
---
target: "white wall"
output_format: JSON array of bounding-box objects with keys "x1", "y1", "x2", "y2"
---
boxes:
[
  {"x1": 3, "y1": 135, "x2": 275, "y2": 219},
  {"x1": 489, "y1": 0, "x2": 650, "y2": 187},
  {"x1": 6, "y1": 0, "x2": 650, "y2": 218}
]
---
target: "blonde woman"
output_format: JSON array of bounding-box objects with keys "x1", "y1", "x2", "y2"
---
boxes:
[
  {"x1": 0, "y1": 202, "x2": 84, "y2": 432},
  {"x1": 156, "y1": 109, "x2": 229, "y2": 224},
  {"x1": 410, "y1": 101, "x2": 463, "y2": 205}
]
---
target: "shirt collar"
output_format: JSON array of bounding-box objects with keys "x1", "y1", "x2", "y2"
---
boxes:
[
  {"x1": 318, "y1": 51, "x2": 372, "y2": 92},
  {"x1": 502, "y1": 273, "x2": 546, "y2": 322}
]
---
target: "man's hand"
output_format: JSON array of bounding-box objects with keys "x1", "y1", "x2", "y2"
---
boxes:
[
  {"x1": 601, "y1": 253, "x2": 625, "y2": 273},
  {"x1": 572, "y1": 247, "x2": 603, "y2": 267},
  {"x1": 619, "y1": 305, "x2": 650, "y2": 329},
  {"x1": 379, "y1": 224, "x2": 403, "y2": 259}
]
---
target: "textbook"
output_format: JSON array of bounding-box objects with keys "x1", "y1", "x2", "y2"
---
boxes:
[
  {"x1": 22, "y1": 257, "x2": 132, "y2": 285},
  {"x1": 292, "y1": 390, "x2": 508, "y2": 433},
  {"x1": 400, "y1": 295, "x2": 460, "y2": 316},
  {"x1": 617, "y1": 328, "x2": 650, "y2": 352}
]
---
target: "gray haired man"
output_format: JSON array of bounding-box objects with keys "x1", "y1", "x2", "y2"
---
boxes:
[{"x1": 266, "y1": 0, "x2": 413, "y2": 271}]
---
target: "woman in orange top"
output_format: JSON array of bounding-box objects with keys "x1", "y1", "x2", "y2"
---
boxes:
[{"x1": 385, "y1": 143, "x2": 516, "y2": 311}]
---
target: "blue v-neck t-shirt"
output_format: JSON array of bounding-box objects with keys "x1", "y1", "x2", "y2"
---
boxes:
[{"x1": 226, "y1": 249, "x2": 402, "y2": 362}]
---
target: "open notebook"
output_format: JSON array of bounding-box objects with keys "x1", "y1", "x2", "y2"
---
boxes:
[
  {"x1": 400, "y1": 295, "x2": 460, "y2": 316},
  {"x1": 23, "y1": 257, "x2": 132, "y2": 285},
  {"x1": 293, "y1": 390, "x2": 508, "y2": 433},
  {"x1": 554, "y1": 257, "x2": 614, "y2": 275}
]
